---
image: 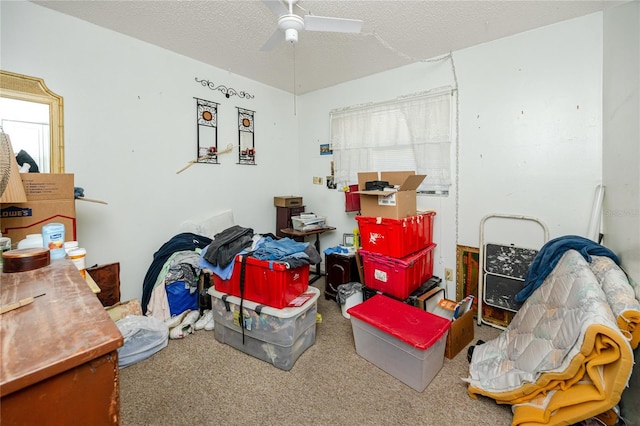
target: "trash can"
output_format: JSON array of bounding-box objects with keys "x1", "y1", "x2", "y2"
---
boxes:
[{"x1": 337, "y1": 282, "x2": 364, "y2": 319}]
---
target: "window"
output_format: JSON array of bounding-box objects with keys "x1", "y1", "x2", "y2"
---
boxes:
[{"x1": 330, "y1": 87, "x2": 453, "y2": 194}]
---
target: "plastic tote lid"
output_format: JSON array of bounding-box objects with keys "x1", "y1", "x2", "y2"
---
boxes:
[{"x1": 347, "y1": 294, "x2": 451, "y2": 350}]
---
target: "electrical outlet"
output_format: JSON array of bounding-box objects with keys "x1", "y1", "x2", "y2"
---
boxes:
[
  {"x1": 313, "y1": 176, "x2": 323, "y2": 185},
  {"x1": 444, "y1": 268, "x2": 453, "y2": 281}
]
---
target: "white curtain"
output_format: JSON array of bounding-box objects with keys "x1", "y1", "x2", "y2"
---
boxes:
[{"x1": 330, "y1": 87, "x2": 453, "y2": 193}]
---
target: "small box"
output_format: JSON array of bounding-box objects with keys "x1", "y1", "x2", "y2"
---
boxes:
[
  {"x1": 406, "y1": 276, "x2": 442, "y2": 307},
  {"x1": 445, "y1": 309, "x2": 475, "y2": 359},
  {"x1": 356, "y1": 212, "x2": 435, "y2": 258},
  {"x1": 21, "y1": 173, "x2": 75, "y2": 201},
  {"x1": 359, "y1": 244, "x2": 436, "y2": 300},
  {"x1": 356, "y1": 171, "x2": 426, "y2": 219},
  {"x1": 347, "y1": 294, "x2": 450, "y2": 392},
  {"x1": 418, "y1": 286, "x2": 446, "y2": 312},
  {"x1": 208, "y1": 286, "x2": 319, "y2": 370},
  {"x1": 212, "y1": 255, "x2": 309, "y2": 309},
  {"x1": 274, "y1": 196, "x2": 303, "y2": 208},
  {"x1": 0, "y1": 199, "x2": 77, "y2": 244},
  {"x1": 291, "y1": 215, "x2": 326, "y2": 231}
]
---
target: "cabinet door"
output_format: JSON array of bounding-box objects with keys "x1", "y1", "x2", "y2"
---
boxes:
[
  {"x1": 325, "y1": 254, "x2": 359, "y2": 301},
  {"x1": 276, "y1": 206, "x2": 305, "y2": 237}
]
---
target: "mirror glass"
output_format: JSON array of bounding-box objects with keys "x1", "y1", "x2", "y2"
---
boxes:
[{"x1": 0, "y1": 71, "x2": 64, "y2": 173}]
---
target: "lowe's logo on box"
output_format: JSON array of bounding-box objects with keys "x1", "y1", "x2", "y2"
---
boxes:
[{"x1": 0, "y1": 206, "x2": 33, "y2": 218}]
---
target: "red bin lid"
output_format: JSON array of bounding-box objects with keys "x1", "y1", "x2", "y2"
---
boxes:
[{"x1": 348, "y1": 294, "x2": 450, "y2": 350}]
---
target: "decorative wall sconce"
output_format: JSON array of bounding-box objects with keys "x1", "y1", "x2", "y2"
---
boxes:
[
  {"x1": 195, "y1": 97, "x2": 219, "y2": 164},
  {"x1": 237, "y1": 108, "x2": 256, "y2": 165},
  {"x1": 195, "y1": 77, "x2": 255, "y2": 100}
]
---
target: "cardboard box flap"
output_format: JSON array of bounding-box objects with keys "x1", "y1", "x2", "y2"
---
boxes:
[
  {"x1": 398, "y1": 174, "x2": 426, "y2": 191},
  {"x1": 380, "y1": 171, "x2": 415, "y2": 186},
  {"x1": 357, "y1": 172, "x2": 381, "y2": 191}
]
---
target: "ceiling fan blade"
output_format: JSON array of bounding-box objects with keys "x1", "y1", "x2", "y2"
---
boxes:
[
  {"x1": 260, "y1": 29, "x2": 283, "y2": 51},
  {"x1": 304, "y1": 15, "x2": 363, "y2": 33},
  {"x1": 262, "y1": 0, "x2": 287, "y2": 17}
]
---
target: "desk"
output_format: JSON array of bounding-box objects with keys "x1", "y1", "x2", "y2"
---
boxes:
[
  {"x1": 1, "y1": 259, "x2": 123, "y2": 425},
  {"x1": 280, "y1": 227, "x2": 336, "y2": 284}
]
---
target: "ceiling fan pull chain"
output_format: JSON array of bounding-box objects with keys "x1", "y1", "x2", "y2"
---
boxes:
[{"x1": 293, "y1": 44, "x2": 297, "y2": 115}]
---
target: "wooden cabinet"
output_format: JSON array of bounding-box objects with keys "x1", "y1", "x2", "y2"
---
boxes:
[
  {"x1": 276, "y1": 205, "x2": 305, "y2": 238},
  {"x1": 325, "y1": 253, "x2": 360, "y2": 301},
  {"x1": 0, "y1": 259, "x2": 123, "y2": 425}
]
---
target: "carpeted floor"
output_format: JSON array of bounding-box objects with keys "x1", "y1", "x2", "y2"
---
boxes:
[{"x1": 119, "y1": 281, "x2": 513, "y2": 425}]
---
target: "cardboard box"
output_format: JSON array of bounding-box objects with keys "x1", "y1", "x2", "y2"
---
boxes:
[
  {"x1": 445, "y1": 309, "x2": 474, "y2": 359},
  {"x1": 274, "y1": 196, "x2": 303, "y2": 208},
  {"x1": 356, "y1": 171, "x2": 426, "y2": 219},
  {"x1": 406, "y1": 276, "x2": 442, "y2": 307},
  {"x1": 21, "y1": 173, "x2": 75, "y2": 201},
  {"x1": 0, "y1": 199, "x2": 77, "y2": 243}
]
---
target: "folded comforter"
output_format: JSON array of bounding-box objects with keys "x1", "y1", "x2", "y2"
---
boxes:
[{"x1": 465, "y1": 250, "x2": 639, "y2": 426}]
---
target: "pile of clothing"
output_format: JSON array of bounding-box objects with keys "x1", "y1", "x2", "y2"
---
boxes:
[
  {"x1": 199, "y1": 225, "x2": 321, "y2": 281},
  {"x1": 141, "y1": 226, "x2": 320, "y2": 340}
]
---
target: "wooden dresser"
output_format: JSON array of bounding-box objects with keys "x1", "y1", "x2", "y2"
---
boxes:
[{"x1": 0, "y1": 258, "x2": 124, "y2": 425}]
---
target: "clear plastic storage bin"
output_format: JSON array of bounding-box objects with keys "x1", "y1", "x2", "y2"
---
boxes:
[{"x1": 208, "y1": 286, "x2": 320, "y2": 370}]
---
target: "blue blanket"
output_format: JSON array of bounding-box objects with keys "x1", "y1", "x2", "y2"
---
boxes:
[{"x1": 514, "y1": 235, "x2": 620, "y2": 303}]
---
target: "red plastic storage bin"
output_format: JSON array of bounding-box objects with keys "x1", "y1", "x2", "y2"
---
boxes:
[
  {"x1": 345, "y1": 184, "x2": 361, "y2": 212},
  {"x1": 212, "y1": 255, "x2": 310, "y2": 309},
  {"x1": 359, "y1": 244, "x2": 436, "y2": 300},
  {"x1": 356, "y1": 212, "x2": 435, "y2": 258},
  {"x1": 347, "y1": 294, "x2": 450, "y2": 391}
]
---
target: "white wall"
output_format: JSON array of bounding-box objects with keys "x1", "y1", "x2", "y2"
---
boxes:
[
  {"x1": 297, "y1": 13, "x2": 603, "y2": 297},
  {"x1": 2, "y1": 1, "x2": 606, "y2": 302},
  {"x1": 603, "y1": 1, "x2": 640, "y2": 286},
  {"x1": 1, "y1": 0, "x2": 300, "y2": 302}
]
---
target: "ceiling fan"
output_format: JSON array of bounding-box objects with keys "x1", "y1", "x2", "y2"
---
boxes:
[{"x1": 260, "y1": 0, "x2": 363, "y2": 51}]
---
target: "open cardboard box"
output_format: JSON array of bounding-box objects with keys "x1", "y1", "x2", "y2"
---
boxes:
[
  {"x1": 356, "y1": 171, "x2": 426, "y2": 219},
  {"x1": 421, "y1": 287, "x2": 475, "y2": 360}
]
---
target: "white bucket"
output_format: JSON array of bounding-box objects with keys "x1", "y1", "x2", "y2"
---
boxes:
[{"x1": 341, "y1": 290, "x2": 363, "y2": 319}]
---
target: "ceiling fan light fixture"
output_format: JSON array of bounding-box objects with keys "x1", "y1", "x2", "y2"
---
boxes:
[
  {"x1": 278, "y1": 14, "x2": 304, "y2": 44},
  {"x1": 285, "y1": 28, "x2": 298, "y2": 44}
]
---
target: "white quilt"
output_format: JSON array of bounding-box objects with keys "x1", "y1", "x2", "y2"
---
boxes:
[{"x1": 465, "y1": 250, "x2": 639, "y2": 425}]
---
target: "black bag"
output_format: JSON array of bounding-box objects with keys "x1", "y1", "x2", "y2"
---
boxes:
[{"x1": 203, "y1": 225, "x2": 254, "y2": 268}]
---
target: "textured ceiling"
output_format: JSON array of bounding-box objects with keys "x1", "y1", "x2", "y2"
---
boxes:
[{"x1": 31, "y1": 0, "x2": 620, "y2": 94}]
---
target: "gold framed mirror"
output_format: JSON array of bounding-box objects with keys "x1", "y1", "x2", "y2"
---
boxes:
[{"x1": 0, "y1": 70, "x2": 64, "y2": 173}]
